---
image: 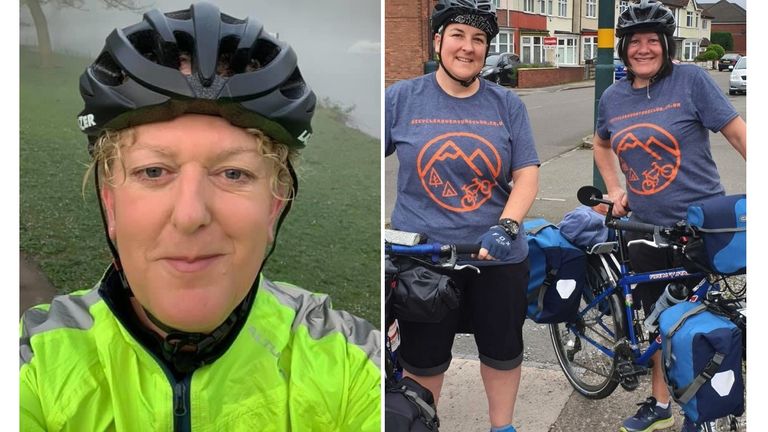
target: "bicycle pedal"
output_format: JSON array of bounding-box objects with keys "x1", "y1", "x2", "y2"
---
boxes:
[{"x1": 617, "y1": 361, "x2": 647, "y2": 391}]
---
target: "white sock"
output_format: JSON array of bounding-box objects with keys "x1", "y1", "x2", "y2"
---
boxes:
[{"x1": 656, "y1": 400, "x2": 669, "y2": 409}]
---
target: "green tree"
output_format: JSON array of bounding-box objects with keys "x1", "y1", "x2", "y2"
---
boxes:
[
  {"x1": 708, "y1": 43, "x2": 725, "y2": 59},
  {"x1": 695, "y1": 49, "x2": 721, "y2": 69},
  {"x1": 710, "y1": 32, "x2": 734, "y2": 52},
  {"x1": 21, "y1": 0, "x2": 144, "y2": 68}
]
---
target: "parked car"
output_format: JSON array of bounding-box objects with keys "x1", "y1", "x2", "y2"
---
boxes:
[
  {"x1": 729, "y1": 56, "x2": 746, "y2": 95},
  {"x1": 614, "y1": 57, "x2": 627, "y2": 81},
  {"x1": 718, "y1": 53, "x2": 741, "y2": 71},
  {"x1": 481, "y1": 53, "x2": 521, "y2": 86}
]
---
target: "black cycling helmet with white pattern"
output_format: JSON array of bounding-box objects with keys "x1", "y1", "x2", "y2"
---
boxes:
[
  {"x1": 616, "y1": 0, "x2": 675, "y2": 37},
  {"x1": 431, "y1": 0, "x2": 499, "y2": 41},
  {"x1": 77, "y1": 1, "x2": 316, "y2": 153}
]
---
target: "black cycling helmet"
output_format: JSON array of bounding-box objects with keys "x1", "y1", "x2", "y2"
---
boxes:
[
  {"x1": 431, "y1": 0, "x2": 499, "y2": 41},
  {"x1": 78, "y1": 1, "x2": 316, "y2": 152},
  {"x1": 615, "y1": 0, "x2": 677, "y2": 85},
  {"x1": 616, "y1": 0, "x2": 675, "y2": 38}
]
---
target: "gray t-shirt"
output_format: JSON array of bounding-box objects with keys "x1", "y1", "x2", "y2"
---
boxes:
[
  {"x1": 596, "y1": 64, "x2": 738, "y2": 226},
  {"x1": 386, "y1": 74, "x2": 540, "y2": 264}
]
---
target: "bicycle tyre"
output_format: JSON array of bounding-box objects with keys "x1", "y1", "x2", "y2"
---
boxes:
[{"x1": 549, "y1": 256, "x2": 626, "y2": 399}]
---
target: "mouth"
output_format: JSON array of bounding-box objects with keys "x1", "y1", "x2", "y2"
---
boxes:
[
  {"x1": 162, "y1": 254, "x2": 224, "y2": 273},
  {"x1": 455, "y1": 57, "x2": 474, "y2": 64}
]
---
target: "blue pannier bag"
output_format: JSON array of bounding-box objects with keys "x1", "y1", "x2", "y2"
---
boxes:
[
  {"x1": 684, "y1": 194, "x2": 746, "y2": 275},
  {"x1": 523, "y1": 218, "x2": 586, "y2": 323},
  {"x1": 659, "y1": 301, "x2": 744, "y2": 424}
]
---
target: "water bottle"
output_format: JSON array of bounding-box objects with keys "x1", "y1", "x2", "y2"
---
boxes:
[{"x1": 643, "y1": 282, "x2": 690, "y2": 332}]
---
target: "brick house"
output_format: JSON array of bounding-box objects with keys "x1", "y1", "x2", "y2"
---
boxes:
[{"x1": 700, "y1": 0, "x2": 746, "y2": 55}]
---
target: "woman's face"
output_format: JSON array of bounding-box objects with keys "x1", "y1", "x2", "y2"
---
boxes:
[
  {"x1": 101, "y1": 114, "x2": 284, "y2": 333},
  {"x1": 435, "y1": 23, "x2": 487, "y2": 80},
  {"x1": 626, "y1": 32, "x2": 664, "y2": 81}
]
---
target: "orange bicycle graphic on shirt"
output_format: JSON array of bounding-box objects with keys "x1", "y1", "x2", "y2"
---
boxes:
[
  {"x1": 460, "y1": 178, "x2": 493, "y2": 208},
  {"x1": 641, "y1": 162, "x2": 674, "y2": 192}
]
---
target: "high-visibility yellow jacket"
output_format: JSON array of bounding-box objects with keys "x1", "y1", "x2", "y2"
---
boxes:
[{"x1": 20, "y1": 275, "x2": 381, "y2": 431}]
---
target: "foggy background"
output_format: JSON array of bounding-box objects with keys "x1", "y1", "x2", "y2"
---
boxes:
[{"x1": 19, "y1": 0, "x2": 381, "y2": 137}]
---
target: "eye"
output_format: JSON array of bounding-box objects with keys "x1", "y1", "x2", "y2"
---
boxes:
[
  {"x1": 223, "y1": 169, "x2": 244, "y2": 180},
  {"x1": 143, "y1": 167, "x2": 164, "y2": 178}
]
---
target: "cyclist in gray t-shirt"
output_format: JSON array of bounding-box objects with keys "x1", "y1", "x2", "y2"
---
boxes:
[
  {"x1": 592, "y1": 2, "x2": 746, "y2": 431},
  {"x1": 385, "y1": 1, "x2": 539, "y2": 431}
]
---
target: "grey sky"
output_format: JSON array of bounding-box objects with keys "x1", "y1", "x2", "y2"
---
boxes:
[{"x1": 19, "y1": 0, "x2": 381, "y2": 137}]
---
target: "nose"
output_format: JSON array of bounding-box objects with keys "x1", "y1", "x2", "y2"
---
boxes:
[{"x1": 171, "y1": 168, "x2": 212, "y2": 234}]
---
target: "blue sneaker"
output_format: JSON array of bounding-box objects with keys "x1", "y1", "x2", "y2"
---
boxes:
[{"x1": 619, "y1": 397, "x2": 674, "y2": 432}]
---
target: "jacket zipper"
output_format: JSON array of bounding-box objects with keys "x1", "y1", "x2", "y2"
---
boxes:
[{"x1": 173, "y1": 375, "x2": 192, "y2": 432}]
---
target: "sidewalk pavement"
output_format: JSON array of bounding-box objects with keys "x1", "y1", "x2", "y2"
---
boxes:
[{"x1": 437, "y1": 133, "x2": 745, "y2": 431}]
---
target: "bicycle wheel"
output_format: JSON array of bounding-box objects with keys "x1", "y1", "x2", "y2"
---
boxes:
[{"x1": 549, "y1": 256, "x2": 626, "y2": 399}]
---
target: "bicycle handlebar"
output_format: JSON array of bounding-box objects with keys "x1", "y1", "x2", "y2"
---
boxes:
[
  {"x1": 386, "y1": 243, "x2": 481, "y2": 257},
  {"x1": 609, "y1": 219, "x2": 659, "y2": 235}
]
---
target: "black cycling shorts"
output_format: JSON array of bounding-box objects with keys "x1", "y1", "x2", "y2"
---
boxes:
[{"x1": 397, "y1": 259, "x2": 529, "y2": 376}]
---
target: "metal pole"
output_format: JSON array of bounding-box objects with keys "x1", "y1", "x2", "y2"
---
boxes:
[{"x1": 592, "y1": 0, "x2": 615, "y2": 192}]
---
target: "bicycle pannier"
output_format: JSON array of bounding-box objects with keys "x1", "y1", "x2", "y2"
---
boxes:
[
  {"x1": 659, "y1": 301, "x2": 744, "y2": 424},
  {"x1": 524, "y1": 219, "x2": 587, "y2": 323},
  {"x1": 684, "y1": 194, "x2": 746, "y2": 275},
  {"x1": 385, "y1": 377, "x2": 440, "y2": 431}
]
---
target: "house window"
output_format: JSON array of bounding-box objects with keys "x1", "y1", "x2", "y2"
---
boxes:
[
  {"x1": 548, "y1": 0, "x2": 554, "y2": 15},
  {"x1": 683, "y1": 41, "x2": 699, "y2": 61},
  {"x1": 538, "y1": 0, "x2": 546, "y2": 14},
  {"x1": 521, "y1": 35, "x2": 545, "y2": 64},
  {"x1": 583, "y1": 36, "x2": 597, "y2": 61},
  {"x1": 619, "y1": 1, "x2": 629, "y2": 14},
  {"x1": 558, "y1": 0, "x2": 567, "y2": 17},
  {"x1": 557, "y1": 37, "x2": 577, "y2": 65},
  {"x1": 586, "y1": 0, "x2": 596, "y2": 18},
  {"x1": 523, "y1": 0, "x2": 534, "y2": 12},
  {"x1": 703, "y1": 19, "x2": 708, "y2": 29},
  {"x1": 686, "y1": 11, "x2": 694, "y2": 27},
  {"x1": 493, "y1": 0, "x2": 501, "y2": 7},
  {"x1": 491, "y1": 30, "x2": 515, "y2": 55}
]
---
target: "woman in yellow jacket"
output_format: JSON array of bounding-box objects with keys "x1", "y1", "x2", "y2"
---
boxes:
[{"x1": 19, "y1": 3, "x2": 380, "y2": 431}]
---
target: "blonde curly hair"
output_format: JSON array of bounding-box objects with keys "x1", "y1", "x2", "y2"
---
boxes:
[{"x1": 84, "y1": 125, "x2": 298, "y2": 201}]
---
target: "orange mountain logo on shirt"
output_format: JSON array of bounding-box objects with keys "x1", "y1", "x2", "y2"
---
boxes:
[
  {"x1": 612, "y1": 123, "x2": 680, "y2": 195},
  {"x1": 417, "y1": 132, "x2": 501, "y2": 212}
]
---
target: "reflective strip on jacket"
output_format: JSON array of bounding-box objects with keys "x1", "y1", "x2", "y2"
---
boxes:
[{"x1": 20, "y1": 276, "x2": 381, "y2": 431}]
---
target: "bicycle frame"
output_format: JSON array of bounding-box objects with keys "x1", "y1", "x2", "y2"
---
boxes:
[{"x1": 571, "y1": 246, "x2": 714, "y2": 369}]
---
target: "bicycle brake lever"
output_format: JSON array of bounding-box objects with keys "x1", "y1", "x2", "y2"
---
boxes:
[{"x1": 452, "y1": 264, "x2": 480, "y2": 273}]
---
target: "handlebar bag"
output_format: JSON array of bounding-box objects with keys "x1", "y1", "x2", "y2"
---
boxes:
[
  {"x1": 659, "y1": 301, "x2": 744, "y2": 423},
  {"x1": 684, "y1": 194, "x2": 746, "y2": 275},
  {"x1": 557, "y1": 205, "x2": 611, "y2": 249},
  {"x1": 524, "y1": 218, "x2": 587, "y2": 323},
  {"x1": 385, "y1": 256, "x2": 460, "y2": 324}
]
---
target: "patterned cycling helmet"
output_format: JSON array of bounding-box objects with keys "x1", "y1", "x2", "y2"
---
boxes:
[
  {"x1": 431, "y1": 0, "x2": 499, "y2": 41},
  {"x1": 616, "y1": 0, "x2": 676, "y2": 37},
  {"x1": 77, "y1": 2, "x2": 316, "y2": 152}
]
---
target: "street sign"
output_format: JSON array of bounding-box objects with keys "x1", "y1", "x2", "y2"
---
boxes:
[{"x1": 543, "y1": 37, "x2": 557, "y2": 46}]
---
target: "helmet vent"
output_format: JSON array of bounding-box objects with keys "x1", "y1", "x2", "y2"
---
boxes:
[
  {"x1": 251, "y1": 39, "x2": 280, "y2": 70},
  {"x1": 92, "y1": 51, "x2": 125, "y2": 86},
  {"x1": 220, "y1": 13, "x2": 245, "y2": 25},
  {"x1": 165, "y1": 9, "x2": 192, "y2": 21},
  {"x1": 217, "y1": 36, "x2": 241, "y2": 76},
  {"x1": 279, "y1": 68, "x2": 306, "y2": 100}
]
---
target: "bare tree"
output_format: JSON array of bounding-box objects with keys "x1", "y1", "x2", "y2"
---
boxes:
[{"x1": 22, "y1": 0, "x2": 146, "y2": 67}]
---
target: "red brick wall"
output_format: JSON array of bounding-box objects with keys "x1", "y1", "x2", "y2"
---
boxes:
[
  {"x1": 385, "y1": 0, "x2": 435, "y2": 87},
  {"x1": 517, "y1": 66, "x2": 585, "y2": 88},
  {"x1": 711, "y1": 23, "x2": 747, "y2": 56}
]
